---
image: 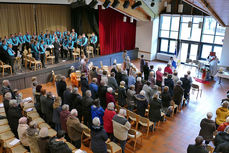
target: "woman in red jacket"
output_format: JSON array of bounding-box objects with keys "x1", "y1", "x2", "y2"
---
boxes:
[
  {"x1": 103, "y1": 102, "x2": 116, "y2": 140},
  {"x1": 106, "y1": 87, "x2": 115, "y2": 106}
]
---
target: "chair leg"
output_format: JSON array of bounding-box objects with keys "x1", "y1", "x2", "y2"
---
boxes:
[
  {"x1": 10, "y1": 67, "x2": 12, "y2": 75},
  {"x1": 133, "y1": 139, "x2": 137, "y2": 152},
  {"x1": 146, "y1": 126, "x2": 149, "y2": 136},
  {"x1": 2, "y1": 68, "x2": 4, "y2": 77}
]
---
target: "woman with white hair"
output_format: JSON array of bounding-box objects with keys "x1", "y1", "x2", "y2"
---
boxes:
[
  {"x1": 135, "y1": 90, "x2": 148, "y2": 117},
  {"x1": 106, "y1": 87, "x2": 115, "y2": 106},
  {"x1": 37, "y1": 127, "x2": 50, "y2": 153},
  {"x1": 198, "y1": 112, "x2": 216, "y2": 144},
  {"x1": 17, "y1": 117, "x2": 29, "y2": 149},
  {"x1": 91, "y1": 117, "x2": 108, "y2": 153},
  {"x1": 118, "y1": 81, "x2": 127, "y2": 107},
  {"x1": 103, "y1": 102, "x2": 116, "y2": 140}
]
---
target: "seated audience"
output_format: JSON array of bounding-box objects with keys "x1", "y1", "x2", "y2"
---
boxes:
[
  {"x1": 60, "y1": 104, "x2": 70, "y2": 133},
  {"x1": 135, "y1": 77, "x2": 143, "y2": 94},
  {"x1": 218, "y1": 117, "x2": 229, "y2": 132},
  {"x1": 135, "y1": 90, "x2": 148, "y2": 117},
  {"x1": 149, "y1": 94, "x2": 162, "y2": 124},
  {"x1": 48, "y1": 130, "x2": 72, "y2": 153},
  {"x1": 8, "y1": 99, "x2": 22, "y2": 138},
  {"x1": 52, "y1": 97, "x2": 62, "y2": 132},
  {"x1": 112, "y1": 109, "x2": 131, "y2": 153},
  {"x1": 214, "y1": 126, "x2": 229, "y2": 151},
  {"x1": 27, "y1": 121, "x2": 40, "y2": 153},
  {"x1": 82, "y1": 90, "x2": 93, "y2": 127},
  {"x1": 126, "y1": 85, "x2": 136, "y2": 111},
  {"x1": 37, "y1": 127, "x2": 50, "y2": 153},
  {"x1": 17, "y1": 117, "x2": 29, "y2": 149},
  {"x1": 216, "y1": 101, "x2": 229, "y2": 128},
  {"x1": 106, "y1": 87, "x2": 115, "y2": 106},
  {"x1": 198, "y1": 112, "x2": 216, "y2": 144},
  {"x1": 187, "y1": 136, "x2": 208, "y2": 153},
  {"x1": 118, "y1": 81, "x2": 127, "y2": 107},
  {"x1": 66, "y1": 109, "x2": 83, "y2": 149},
  {"x1": 91, "y1": 117, "x2": 108, "y2": 153},
  {"x1": 108, "y1": 72, "x2": 118, "y2": 91},
  {"x1": 91, "y1": 99, "x2": 105, "y2": 124},
  {"x1": 98, "y1": 80, "x2": 108, "y2": 109},
  {"x1": 103, "y1": 102, "x2": 116, "y2": 140}
]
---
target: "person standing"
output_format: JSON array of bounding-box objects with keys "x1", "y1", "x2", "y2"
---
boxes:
[
  {"x1": 207, "y1": 52, "x2": 219, "y2": 79},
  {"x1": 53, "y1": 37, "x2": 61, "y2": 63},
  {"x1": 187, "y1": 136, "x2": 208, "y2": 153},
  {"x1": 90, "y1": 32, "x2": 97, "y2": 54},
  {"x1": 39, "y1": 40, "x2": 46, "y2": 68},
  {"x1": 140, "y1": 55, "x2": 145, "y2": 75},
  {"x1": 81, "y1": 33, "x2": 88, "y2": 56}
]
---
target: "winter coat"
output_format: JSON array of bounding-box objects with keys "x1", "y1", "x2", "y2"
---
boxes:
[
  {"x1": 198, "y1": 118, "x2": 216, "y2": 141},
  {"x1": 91, "y1": 126, "x2": 108, "y2": 153},
  {"x1": 17, "y1": 123, "x2": 29, "y2": 146},
  {"x1": 40, "y1": 95, "x2": 47, "y2": 115},
  {"x1": 164, "y1": 66, "x2": 173, "y2": 74},
  {"x1": 216, "y1": 107, "x2": 229, "y2": 125},
  {"x1": 112, "y1": 114, "x2": 131, "y2": 141},
  {"x1": 217, "y1": 122, "x2": 229, "y2": 132},
  {"x1": 89, "y1": 82, "x2": 99, "y2": 99},
  {"x1": 37, "y1": 136, "x2": 50, "y2": 153},
  {"x1": 52, "y1": 106, "x2": 61, "y2": 124},
  {"x1": 115, "y1": 72, "x2": 122, "y2": 85},
  {"x1": 187, "y1": 144, "x2": 208, "y2": 153},
  {"x1": 3, "y1": 99, "x2": 10, "y2": 116},
  {"x1": 214, "y1": 131, "x2": 229, "y2": 150},
  {"x1": 149, "y1": 98, "x2": 161, "y2": 122},
  {"x1": 81, "y1": 96, "x2": 93, "y2": 125},
  {"x1": 91, "y1": 105, "x2": 105, "y2": 124},
  {"x1": 60, "y1": 110, "x2": 70, "y2": 132},
  {"x1": 118, "y1": 86, "x2": 126, "y2": 107},
  {"x1": 126, "y1": 89, "x2": 136, "y2": 106},
  {"x1": 135, "y1": 81, "x2": 143, "y2": 94},
  {"x1": 45, "y1": 97, "x2": 54, "y2": 124},
  {"x1": 80, "y1": 77, "x2": 89, "y2": 96},
  {"x1": 106, "y1": 92, "x2": 115, "y2": 106},
  {"x1": 108, "y1": 77, "x2": 118, "y2": 90},
  {"x1": 63, "y1": 89, "x2": 71, "y2": 106},
  {"x1": 27, "y1": 128, "x2": 40, "y2": 153},
  {"x1": 48, "y1": 137, "x2": 72, "y2": 153},
  {"x1": 71, "y1": 93, "x2": 82, "y2": 117},
  {"x1": 142, "y1": 84, "x2": 153, "y2": 102},
  {"x1": 66, "y1": 115, "x2": 83, "y2": 141},
  {"x1": 214, "y1": 142, "x2": 229, "y2": 153},
  {"x1": 103, "y1": 109, "x2": 116, "y2": 133},
  {"x1": 135, "y1": 94, "x2": 148, "y2": 117},
  {"x1": 121, "y1": 74, "x2": 129, "y2": 89},
  {"x1": 173, "y1": 85, "x2": 184, "y2": 105},
  {"x1": 101, "y1": 75, "x2": 108, "y2": 86},
  {"x1": 143, "y1": 64, "x2": 149, "y2": 80},
  {"x1": 161, "y1": 91, "x2": 171, "y2": 108},
  {"x1": 98, "y1": 85, "x2": 108, "y2": 109},
  {"x1": 56, "y1": 80, "x2": 66, "y2": 99},
  {"x1": 164, "y1": 78, "x2": 174, "y2": 96}
]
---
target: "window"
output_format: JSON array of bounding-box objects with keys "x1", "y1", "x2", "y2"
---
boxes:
[
  {"x1": 214, "y1": 46, "x2": 223, "y2": 59},
  {"x1": 180, "y1": 23, "x2": 191, "y2": 40},
  {"x1": 160, "y1": 39, "x2": 169, "y2": 52},
  {"x1": 161, "y1": 16, "x2": 171, "y2": 30},
  {"x1": 160, "y1": 15, "x2": 179, "y2": 39},
  {"x1": 201, "y1": 45, "x2": 212, "y2": 59},
  {"x1": 203, "y1": 17, "x2": 216, "y2": 35},
  {"x1": 169, "y1": 40, "x2": 176, "y2": 53}
]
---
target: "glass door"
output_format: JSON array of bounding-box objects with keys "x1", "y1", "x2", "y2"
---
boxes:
[
  {"x1": 180, "y1": 42, "x2": 189, "y2": 63},
  {"x1": 189, "y1": 44, "x2": 198, "y2": 60},
  {"x1": 180, "y1": 42, "x2": 199, "y2": 62}
]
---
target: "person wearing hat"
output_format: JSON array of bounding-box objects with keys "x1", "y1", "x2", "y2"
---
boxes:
[{"x1": 37, "y1": 127, "x2": 50, "y2": 153}]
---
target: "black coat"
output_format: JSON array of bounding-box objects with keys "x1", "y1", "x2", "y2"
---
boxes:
[
  {"x1": 3, "y1": 99, "x2": 10, "y2": 116},
  {"x1": 91, "y1": 126, "x2": 108, "y2": 153},
  {"x1": 45, "y1": 97, "x2": 54, "y2": 124},
  {"x1": 40, "y1": 95, "x2": 47, "y2": 115},
  {"x1": 71, "y1": 93, "x2": 82, "y2": 118},
  {"x1": 173, "y1": 85, "x2": 184, "y2": 105},
  {"x1": 63, "y1": 89, "x2": 71, "y2": 106},
  {"x1": 35, "y1": 93, "x2": 42, "y2": 115},
  {"x1": 98, "y1": 85, "x2": 108, "y2": 109},
  {"x1": 149, "y1": 98, "x2": 161, "y2": 122},
  {"x1": 115, "y1": 72, "x2": 122, "y2": 86},
  {"x1": 214, "y1": 142, "x2": 229, "y2": 153},
  {"x1": 198, "y1": 118, "x2": 216, "y2": 141},
  {"x1": 7, "y1": 106, "x2": 23, "y2": 138},
  {"x1": 56, "y1": 80, "x2": 66, "y2": 99},
  {"x1": 135, "y1": 94, "x2": 148, "y2": 117},
  {"x1": 121, "y1": 74, "x2": 129, "y2": 89},
  {"x1": 37, "y1": 136, "x2": 51, "y2": 153},
  {"x1": 81, "y1": 96, "x2": 93, "y2": 126},
  {"x1": 164, "y1": 78, "x2": 174, "y2": 96},
  {"x1": 48, "y1": 137, "x2": 72, "y2": 153},
  {"x1": 187, "y1": 144, "x2": 208, "y2": 153},
  {"x1": 1, "y1": 85, "x2": 15, "y2": 98},
  {"x1": 80, "y1": 77, "x2": 89, "y2": 97},
  {"x1": 214, "y1": 132, "x2": 229, "y2": 150},
  {"x1": 161, "y1": 91, "x2": 171, "y2": 108},
  {"x1": 143, "y1": 64, "x2": 149, "y2": 80},
  {"x1": 118, "y1": 87, "x2": 126, "y2": 107}
]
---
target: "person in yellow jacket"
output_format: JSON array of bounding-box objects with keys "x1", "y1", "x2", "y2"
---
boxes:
[{"x1": 216, "y1": 101, "x2": 229, "y2": 128}]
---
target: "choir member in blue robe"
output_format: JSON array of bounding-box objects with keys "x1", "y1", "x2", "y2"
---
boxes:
[
  {"x1": 33, "y1": 41, "x2": 40, "y2": 60},
  {"x1": 11, "y1": 34, "x2": 19, "y2": 52},
  {"x1": 7, "y1": 44, "x2": 16, "y2": 73},
  {"x1": 81, "y1": 33, "x2": 88, "y2": 56},
  {"x1": 40, "y1": 40, "x2": 46, "y2": 68},
  {"x1": 68, "y1": 37, "x2": 74, "y2": 60},
  {"x1": 23, "y1": 32, "x2": 31, "y2": 50},
  {"x1": 90, "y1": 32, "x2": 98, "y2": 54},
  {"x1": 55, "y1": 29, "x2": 62, "y2": 39},
  {"x1": 63, "y1": 28, "x2": 68, "y2": 37}
]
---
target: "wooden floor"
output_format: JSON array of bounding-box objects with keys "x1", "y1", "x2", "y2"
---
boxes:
[{"x1": 1, "y1": 59, "x2": 229, "y2": 153}]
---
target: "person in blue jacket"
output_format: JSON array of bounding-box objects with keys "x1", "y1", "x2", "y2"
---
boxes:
[
  {"x1": 90, "y1": 32, "x2": 98, "y2": 54},
  {"x1": 6, "y1": 44, "x2": 16, "y2": 73},
  {"x1": 68, "y1": 37, "x2": 74, "y2": 60},
  {"x1": 62, "y1": 37, "x2": 69, "y2": 59},
  {"x1": 11, "y1": 34, "x2": 19, "y2": 53},
  {"x1": 39, "y1": 40, "x2": 46, "y2": 68},
  {"x1": 24, "y1": 32, "x2": 31, "y2": 50},
  {"x1": 45, "y1": 35, "x2": 52, "y2": 54},
  {"x1": 81, "y1": 33, "x2": 88, "y2": 56},
  {"x1": 91, "y1": 99, "x2": 104, "y2": 125}
]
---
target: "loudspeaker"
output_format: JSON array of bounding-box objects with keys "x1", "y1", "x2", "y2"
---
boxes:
[
  {"x1": 103, "y1": 0, "x2": 111, "y2": 9},
  {"x1": 123, "y1": 0, "x2": 130, "y2": 9},
  {"x1": 131, "y1": 1, "x2": 142, "y2": 9},
  {"x1": 88, "y1": 0, "x2": 98, "y2": 8},
  {"x1": 112, "y1": 0, "x2": 120, "y2": 8}
]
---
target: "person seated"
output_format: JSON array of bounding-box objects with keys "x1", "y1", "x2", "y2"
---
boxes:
[
  {"x1": 6, "y1": 44, "x2": 16, "y2": 73},
  {"x1": 216, "y1": 101, "x2": 229, "y2": 128},
  {"x1": 103, "y1": 102, "x2": 116, "y2": 140},
  {"x1": 214, "y1": 125, "x2": 229, "y2": 151},
  {"x1": 106, "y1": 87, "x2": 115, "y2": 106},
  {"x1": 164, "y1": 63, "x2": 173, "y2": 74},
  {"x1": 91, "y1": 99, "x2": 105, "y2": 125},
  {"x1": 37, "y1": 127, "x2": 50, "y2": 153},
  {"x1": 135, "y1": 77, "x2": 143, "y2": 94},
  {"x1": 48, "y1": 130, "x2": 72, "y2": 153},
  {"x1": 198, "y1": 112, "x2": 216, "y2": 144},
  {"x1": 126, "y1": 85, "x2": 136, "y2": 111},
  {"x1": 135, "y1": 90, "x2": 148, "y2": 117},
  {"x1": 91, "y1": 117, "x2": 108, "y2": 153},
  {"x1": 60, "y1": 104, "x2": 70, "y2": 133},
  {"x1": 218, "y1": 117, "x2": 229, "y2": 132},
  {"x1": 89, "y1": 78, "x2": 99, "y2": 99},
  {"x1": 7, "y1": 100, "x2": 22, "y2": 138},
  {"x1": 187, "y1": 136, "x2": 208, "y2": 153},
  {"x1": 66, "y1": 109, "x2": 83, "y2": 149},
  {"x1": 118, "y1": 81, "x2": 126, "y2": 107},
  {"x1": 17, "y1": 117, "x2": 29, "y2": 150},
  {"x1": 108, "y1": 72, "x2": 118, "y2": 91}
]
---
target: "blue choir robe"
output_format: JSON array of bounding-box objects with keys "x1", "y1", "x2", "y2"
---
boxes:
[
  {"x1": 24, "y1": 34, "x2": 31, "y2": 43},
  {"x1": 55, "y1": 31, "x2": 62, "y2": 39},
  {"x1": 2, "y1": 45, "x2": 8, "y2": 51},
  {"x1": 40, "y1": 44, "x2": 46, "y2": 54},
  {"x1": 7, "y1": 47, "x2": 15, "y2": 56},
  {"x1": 38, "y1": 35, "x2": 45, "y2": 42},
  {"x1": 12, "y1": 37, "x2": 19, "y2": 46},
  {"x1": 68, "y1": 41, "x2": 74, "y2": 50},
  {"x1": 82, "y1": 37, "x2": 88, "y2": 46},
  {"x1": 45, "y1": 38, "x2": 52, "y2": 46},
  {"x1": 77, "y1": 38, "x2": 82, "y2": 46},
  {"x1": 34, "y1": 44, "x2": 40, "y2": 54},
  {"x1": 17, "y1": 36, "x2": 24, "y2": 44},
  {"x1": 7, "y1": 39, "x2": 12, "y2": 45},
  {"x1": 90, "y1": 35, "x2": 97, "y2": 44},
  {"x1": 30, "y1": 43, "x2": 35, "y2": 53},
  {"x1": 63, "y1": 31, "x2": 68, "y2": 37},
  {"x1": 71, "y1": 33, "x2": 77, "y2": 41},
  {"x1": 0, "y1": 42, "x2": 2, "y2": 46},
  {"x1": 63, "y1": 39, "x2": 69, "y2": 49}
]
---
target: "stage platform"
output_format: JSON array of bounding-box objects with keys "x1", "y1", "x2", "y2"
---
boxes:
[{"x1": 0, "y1": 49, "x2": 138, "y2": 93}]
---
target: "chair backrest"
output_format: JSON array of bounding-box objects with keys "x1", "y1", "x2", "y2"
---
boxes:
[
  {"x1": 0, "y1": 60, "x2": 4, "y2": 66},
  {"x1": 46, "y1": 51, "x2": 50, "y2": 56},
  {"x1": 89, "y1": 46, "x2": 93, "y2": 51},
  {"x1": 82, "y1": 124, "x2": 91, "y2": 137},
  {"x1": 186, "y1": 59, "x2": 192, "y2": 63},
  {"x1": 128, "y1": 129, "x2": 136, "y2": 138},
  {"x1": 127, "y1": 110, "x2": 137, "y2": 121},
  {"x1": 76, "y1": 48, "x2": 80, "y2": 53},
  {"x1": 138, "y1": 116, "x2": 149, "y2": 126},
  {"x1": 191, "y1": 83, "x2": 199, "y2": 89},
  {"x1": 106, "y1": 142, "x2": 113, "y2": 153}
]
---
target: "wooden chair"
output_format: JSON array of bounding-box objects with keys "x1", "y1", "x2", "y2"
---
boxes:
[
  {"x1": 81, "y1": 124, "x2": 91, "y2": 148},
  {"x1": 87, "y1": 46, "x2": 94, "y2": 58},
  {"x1": 66, "y1": 142, "x2": 77, "y2": 152},
  {"x1": 127, "y1": 129, "x2": 143, "y2": 152},
  {"x1": 0, "y1": 119, "x2": 8, "y2": 126},
  {"x1": 0, "y1": 61, "x2": 12, "y2": 77},
  {"x1": 6, "y1": 144, "x2": 28, "y2": 153},
  {"x1": 126, "y1": 110, "x2": 139, "y2": 129},
  {"x1": 15, "y1": 57, "x2": 22, "y2": 71},
  {"x1": 137, "y1": 116, "x2": 154, "y2": 136},
  {"x1": 3, "y1": 137, "x2": 21, "y2": 151},
  {"x1": 48, "y1": 129, "x2": 57, "y2": 137},
  {"x1": 45, "y1": 51, "x2": 55, "y2": 64},
  {"x1": 73, "y1": 48, "x2": 80, "y2": 61},
  {"x1": 106, "y1": 141, "x2": 122, "y2": 153},
  {"x1": 191, "y1": 83, "x2": 202, "y2": 99},
  {"x1": 29, "y1": 57, "x2": 42, "y2": 71}
]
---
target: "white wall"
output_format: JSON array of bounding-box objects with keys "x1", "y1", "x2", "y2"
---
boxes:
[
  {"x1": 135, "y1": 18, "x2": 159, "y2": 61},
  {"x1": 221, "y1": 27, "x2": 229, "y2": 66}
]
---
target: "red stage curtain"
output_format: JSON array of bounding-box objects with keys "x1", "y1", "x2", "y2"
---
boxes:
[{"x1": 99, "y1": 7, "x2": 136, "y2": 55}]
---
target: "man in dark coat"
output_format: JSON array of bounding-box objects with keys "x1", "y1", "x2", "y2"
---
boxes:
[
  {"x1": 63, "y1": 86, "x2": 72, "y2": 106},
  {"x1": 98, "y1": 81, "x2": 108, "y2": 109},
  {"x1": 149, "y1": 94, "x2": 161, "y2": 123},
  {"x1": 173, "y1": 80, "x2": 184, "y2": 106},
  {"x1": 164, "y1": 74, "x2": 174, "y2": 97},
  {"x1": 180, "y1": 74, "x2": 191, "y2": 101},
  {"x1": 56, "y1": 76, "x2": 67, "y2": 101},
  {"x1": 187, "y1": 136, "x2": 208, "y2": 153},
  {"x1": 7, "y1": 100, "x2": 23, "y2": 138},
  {"x1": 80, "y1": 73, "x2": 89, "y2": 97},
  {"x1": 140, "y1": 55, "x2": 145, "y2": 74},
  {"x1": 143, "y1": 61, "x2": 149, "y2": 81},
  {"x1": 3, "y1": 92, "x2": 12, "y2": 117},
  {"x1": 45, "y1": 92, "x2": 54, "y2": 127},
  {"x1": 215, "y1": 142, "x2": 229, "y2": 153},
  {"x1": 53, "y1": 37, "x2": 61, "y2": 63},
  {"x1": 135, "y1": 90, "x2": 148, "y2": 117},
  {"x1": 81, "y1": 90, "x2": 93, "y2": 127},
  {"x1": 118, "y1": 81, "x2": 127, "y2": 107},
  {"x1": 198, "y1": 112, "x2": 216, "y2": 144},
  {"x1": 71, "y1": 88, "x2": 82, "y2": 121},
  {"x1": 121, "y1": 71, "x2": 128, "y2": 89},
  {"x1": 2, "y1": 80, "x2": 15, "y2": 99}
]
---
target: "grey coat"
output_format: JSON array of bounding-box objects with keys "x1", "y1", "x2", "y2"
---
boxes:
[
  {"x1": 108, "y1": 77, "x2": 118, "y2": 90},
  {"x1": 126, "y1": 89, "x2": 136, "y2": 106}
]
